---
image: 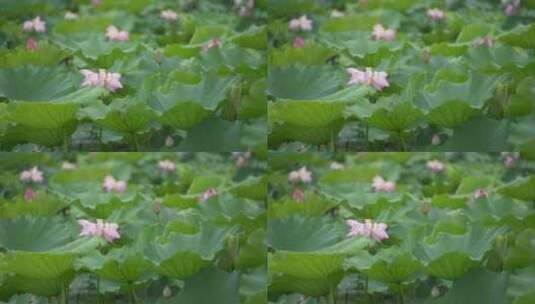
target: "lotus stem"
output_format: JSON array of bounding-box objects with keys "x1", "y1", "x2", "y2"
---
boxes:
[
  {"x1": 132, "y1": 133, "x2": 140, "y2": 151},
  {"x1": 328, "y1": 286, "x2": 337, "y2": 304},
  {"x1": 364, "y1": 276, "x2": 369, "y2": 301},
  {"x1": 398, "y1": 131, "x2": 407, "y2": 151},
  {"x1": 96, "y1": 276, "x2": 100, "y2": 304},
  {"x1": 397, "y1": 284, "x2": 405, "y2": 304}
]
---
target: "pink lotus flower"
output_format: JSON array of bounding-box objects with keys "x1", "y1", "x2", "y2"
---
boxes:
[
  {"x1": 473, "y1": 36, "x2": 493, "y2": 48},
  {"x1": 22, "y1": 16, "x2": 46, "y2": 33},
  {"x1": 26, "y1": 38, "x2": 38, "y2": 51},
  {"x1": 473, "y1": 188, "x2": 488, "y2": 199},
  {"x1": 202, "y1": 38, "x2": 221, "y2": 52},
  {"x1": 161, "y1": 9, "x2": 178, "y2": 22},
  {"x1": 427, "y1": 159, "x2": 445, "y2": 173},
  {"x1": 372, "y1": 24, "x2": 396, "y2": 41},
  {"x1": 105, "y1": 25, "x2": 129, "y2": 42},
  {"x1": 288, "y1": 166, "x2": 312, "y2": 184},
  {"x1": 504, "y1": 0, "x2": 521, "y2": 16},
  {"x1": 289, "y1": 15, "x2": 313, "y2": 32},
  {"x1": 502, "y1": 152, "x2": 520, "y2": 168},
  {"x1": 78, "y1": 219, "x2": 120, "y2": 243},
  {"x1": 92, "y1": 0, "x2": 101, "y2": 7},
  {"x1": 292, "y1": 187, "x2": 305, "y2": 202},
  {"x1": 427, "y1": 8, "x2": 445, "y2": 21},
  {"x1": 64, "y1": 11, "x2": 79, "y2": 20},
  {"x1": 20, "y1": 167, "x2": 44, "y2": 183},
  {"x1": 102, "y1": 175, "x2": 127, "y2": 193},
  {"x1": 233, "y1": 151, "x2": 251, "y2": 167},
  {"x1": 330, "y1": 10, "x2": 345, "y2": 18},
  {"x1": 346, "y1": 219, "x2": 389, "y2": 242},
  {"x1": 235, "y1": 0, "x2": 255, "y2": 16},
  {"x1": 372, "y1": 175, "x2": 396, "y2": 192},
  {"x1": 198, "y1": 188, "x2": 218, "y2": 203},
  {"x1": 346, "y1": 67, "x2": 389, "y2": 91},
  {"x1": 292, "y1": 36, "x2": 305, "y2": 48},
  {"x1": 158, "y1": 159, "x2": 176, "y2": 172},
  {"x1": 24, "y1": 188, "x2": 37, "y2": 202},
  {"x1": 61, "y1": 161, "x2": 76, "y2": 170},
  {"x1": 80, "y1": 69, "x2": 123, "y2": 92},
  {"x1": 330, "y1": 162, "x2": 344, "y2": 170}
]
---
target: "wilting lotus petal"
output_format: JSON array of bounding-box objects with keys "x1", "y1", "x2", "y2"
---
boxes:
[
  {"x1": 372, "y1": 24, "x2": 396, "y2": 41},
  {"x1": 161, "y1": 9, "x2": 178, "y2": 22},
  {"x1": 20, "y1": 167, "x2": 44, "y2": 183},
  {"x1": 106, "y1": 25, "x2": 129, "y2": 42},
  {"x1": 158, "y1": 159, "x2": 176, "y2": 172},
  {"x1": 427, "y1": 159, "x2": 445, "y2": 173},
  {"x1": 288, "y1": 15, "x2": 312, "y2": 31},
  {"x1": 427, "y1": 8, "x2": 445, "y2": 21},
  {"x1": 372, "y1": 175, "x2": 396, "y2": 192},
  {"x1": 202, "y1": 38, "x2": 221, "y2": 52},
  {"x1": 288, "y1": 166, "x2": 312, "y2": 183},
  {"x1": 198, "y1": 188, "x2": 218, "y2": 203}
]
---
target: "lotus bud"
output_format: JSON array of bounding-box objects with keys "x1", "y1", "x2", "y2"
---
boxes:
[
  {"x1": 163, "y1": 285, "x2": 172, "y2": 298},
  {"x1": 431, "y1": 286, "x2": 440, "y2": 297}
]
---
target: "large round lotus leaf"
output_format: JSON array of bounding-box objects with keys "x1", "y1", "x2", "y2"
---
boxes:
[
  {"x1": 415, "y1": 225, "x2": 507, "y2": 280},
  {"x1": 53, "y1": 33, "x2": 138, "y2": 59},
  {"x1": 197, "y1": 195, "x2": 265, "y2": 227},
  {"x1": 268, "y1": 216, "x2": 344, "y2": 252},
  {"x1": 189, "y1": 25, "x2": 228, "y2": 44},
  {"x1": 52, "y1": 16, "x2": 113, "y2": 34},
  {"x1": 320, "y1": 31, "x2": 404, "y2": 58},
  {"x1": 0, "y1": 192, "x2": 67, "y2": 218},
  {"x1": 508, "y1": 265, "x2": 535, "y2": 304},
  {"x1": 143, "y1": 225, "x2": 233, "y2": 279},
  {"x1": 267, "y1": 0, "x2": 319, "y2": 18},
  {"x1": 269, "y1": 251, "x2": 346, "y2": 279},
  {"x1": 269, "y1": 119, "x2": 345, "y2": 147},
  {"x1": 84, "y1": 99, "x2": 156, "y2": 134},
  {"x1": 187, "y1": 175, "x2": 223, "y2": 194},
  {"x1": 230, "y1": 176, "x2": 268, "y2": 202},
  {"x1": 269, "y1": 42, "x2": 336, "y2": 67},
  {"x1": 367, "y1": 101, "x2": 424, "y2": 132},
  {"x1": 432, "y1": 268, "x2": 508, "y2": 304},
  {"x1": 320, "y1": 15, "x2": 378, "y2": 32},
  {"x1": 51, "y1": 165, "x2": 111, "y2": 186},
  {"x1": 162, "y1": 193, "x2": 199, "y2": 209},
  {"x1": 0, "y1": 217, "x2": 75, "y2": 251},
  {"x1": 200, "y1": 44, "x2": 265, "y2": 73},
  {"x1": 79, "y1": 247, "x2": 153, "y2": 284},
  {"x1": 156, "y1": 102, "x2": 210, "y2": 130},
  {"x1": 236, "y1": 230, "x2": 267, "y2": 269},
  {"x1": 173, "y1": 268, "x2": 240, "y2": 304},
  {"x1": 269, "y1": 272, "x2": 344, "y2": 297},
  {"x1": 345, "y1": 247, "x2": 421, "y2": 283},
  {"x1": 76, "y1": 196, "x2": 134, "y2": 220},
  {"x1": 268, "y1": 65, "x2": 345, "y2": 100},
  {"x1": 269, "y1": 100, "x2": 348, "y2": 129},
  {"x1": 230, "y1": 25, "x2": 267, "y2": 50},
  {"x1": 0, "y1": 43, "x2": 69, "y2": 68},
  {"x1": 239, "y1": 267, "x2": 267, "y2": 304},
  {"x1": 499, "y1": 23, "x2": 535, "y2": 49},
  {"x1": 0, "y1": 66, "x2": 77, "y2": 101},
  {"x1": 0, "y1": 272, "x2": 75, "y2": 297},
  {"x1": 504, "y1": 229, "x2": 535, "y2": 270},
  {"x1": 499, "y1": 176, "x2": 535, "y2": 201},
  {"x1": 239, "y1": 78, "x2": 267, "y2": 120},
  {"x1": 268, "y1": 192, "x2": 338, "y2": 219},
  {"x1": 431, "y1": 194, "x2": 467, "y2": 209},
  {"x1": 178, "y1": 118, "x2": 243, "y2": 151},
  {"x1": 1, "y1": 251, "x2": 74, "y2": 279},
  {"x1": 440, "y1": 116, "x2": 509, "y2": 151}
]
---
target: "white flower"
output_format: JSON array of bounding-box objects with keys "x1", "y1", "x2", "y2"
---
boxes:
[
  {"x1": 22, "y1": 16, "x2": 46, "y2": 33},
  {"x1": 289, "y1": 15, "x2": 313, "y2": 31},
  {"x1": 427, "y1": 159, "x2": 445, "y2": 173},
  {"x1": 64, "y1": 11, "x2": 79, "y2": 20},
  {"x1": 158, "y1": 159, "x2": 176, "y2": 172},
  {"x1": 347, "y1": 67, "x2": 389, "y2": 91},
  {"x1": 20, "y1": 167, "x2": 44, "y2": 183},
  {"x1": 161, "y1": 10, "x2": 178, "y2": 22},
  {"x1": 288, "y1": 166, "x2": 312, "y2": 183}
]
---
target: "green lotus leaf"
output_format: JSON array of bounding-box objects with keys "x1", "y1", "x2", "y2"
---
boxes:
[
  {"x1": 269, "y1": 41, "x2": 336, "y2": 67},
  {"x1": 268, "y1": 117, "x2": 345, "y2": 147},
  {"x1": 415, "y1": 225, "x2": 507, "y2": 280},
  {"x1": 440, "y1": 116, "x2": 509, "y2": 152},
  {"x1": 504, "y1": 229, "x2": 535, "y2": 270},
  {"x1": 197, "y1": 195, "x2": 265, "y2": 227},
  {"x1": 0, "y1": 272, "x2": 75, "y2": 297},
  {"x1": 320, "y1": 31, "x2": 404, "y2": 59},
  {"x1": 164, "y1": 43, "x2": 201, "y2": 58},
  {"x1": 320, "y1": 15, "x2": 378, "y2": 32},
  {"x1": 88, "y1": 99, "x2": 156, "y2": 134},
  {"x1": 499, "y1": 23, "x2": 535, "y2": 49},
  {"x1": 431, "y1": 194, "x2": 467, "y2": 209},
  {"x1": 53, "y1": 33, "x2": 138, "y2": 59},
  {"x1": 240, "y1": 267, "x2": 267, "y2": 304},
  {"x1": 455, "y1": 175, "x2": 494, "y2": 195},
  {"x1": 178, "y1": 117, "x2": 244, "y2": 151},
  {"x1": 505, "y1": 77, "x2": 535, "y2": 119},
  {"x1": 268, "y1": 0, "x2": 319, "y2": 18},
  {"x1": 268, "y1": 272, "x2": 343, "y2": 298},
  {"x1": 268, "y1": 192, "x2": 338, "y2": 219},
  {"x1": 230, "y1": 176, "x2": 268, "y2": 201},
  {"x1": 189, "y1": 25, "x2": 228, "y2": 44},
  {"x1": 230, "y1": 25, "x2": 267, "y2": 50},
  {"x1": 236, "y1": 230, "x2": 267, "y2": 269},
  {"x1": 1, "y1": 251, "x2": 75, "y2": 279},
  {"x1": 94, "y1": 0, "x2": 150, "y2": 13},
  {"x1": 0, "y1": 66, "x2": 77, "y2": 101},
  {"x1": 0, "y1": 43, "x2": 69, "y2": 68},
  {"x1": 433, "y1": 268, "x2": 508, "y2": 304},
  {"x1": 0, "y1": 216, "x2": 75, "y2": 251},
  {"x1": 367, "y1": 100, "x2": 424, "y2": 132},
  {"x1": 162, "y1": 193, "x2": 199, "y2": 209},
  {"x1": 187, "y1": 175, "x2": 223, "y2": 194},
  {"x1": 53, "y1": 16, "x2": 113, "y2": 35},
  {"x1": 499, "y1": 175, "x2": 535, "y2": 201},
  {"x1": 144, "y1": 225, "x2": 234, "y2": 279},
  {"x1": 456, "y1": 23, "x2": 492, "y2": 43},
  {"x1": 239, "y1": 78, "x2": 267, "y2": 120},
  {"x1": 200, "y1": 44, "x2": 265, "y2": 73},
  {"x1": 345, "y1": 247, "x2": 421, "y2": 283},
  {"x1": 79, "y1": 247, "x2": 153, "y2": 284},
  {"x1": 268, "y1": 65, "x2": 345, "y2": 100},
  {"x1": 429, "y1": 43, "x2": 468, "y2": 57},
  {"x1": 508, "y1": 265, "x2": 535, "y2": 304},
  {"x1": 0, "y1": 192, "x2": 68, "y2": 218},
  {"x1": 77, "y1": 196, "x2": 134, "y2": 219},
  {"x1": 173, "y1": 268, "x2": 240, "y2": 304}
]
